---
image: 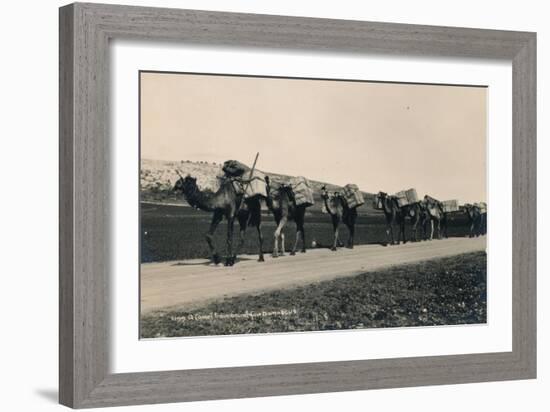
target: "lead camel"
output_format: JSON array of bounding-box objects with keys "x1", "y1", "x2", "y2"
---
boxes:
[{"x1": 173, "y1": 173, "x2": 264, "y2": 266}]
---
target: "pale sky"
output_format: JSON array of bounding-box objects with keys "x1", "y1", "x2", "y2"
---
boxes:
[{"x1": 140, "y1": 72, "x2": 486, "y2": 203}]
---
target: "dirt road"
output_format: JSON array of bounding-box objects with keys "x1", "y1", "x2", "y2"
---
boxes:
[{"x1": 140, "y1": 236, "x2": 486, "y2": 313}]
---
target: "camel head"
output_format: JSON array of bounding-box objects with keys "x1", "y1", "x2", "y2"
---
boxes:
[
  {"x1": 374, "y1": 191, "x2": 388, "y2": 210},
  {"x1": 173, "y1": 173, "x2": 197, "y2": 194},
  {"x1": 463, "y1": 203, "x2": 480, "y2": 218},
  {"x1": 423, "y1": 195, "x2": 439, "y2": 208},
  {"x1": 280, "y1": 184, "x2": 296, "y2": 202}
]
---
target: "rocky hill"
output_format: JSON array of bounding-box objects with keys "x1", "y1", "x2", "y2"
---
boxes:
[{"x1": 140, "y1": 159, "x2": 377, "y2": 213}]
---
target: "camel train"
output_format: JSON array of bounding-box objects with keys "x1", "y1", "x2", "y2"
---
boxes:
[{"x1": 172, "y1": 159, "x2": 486, "y2": 266}]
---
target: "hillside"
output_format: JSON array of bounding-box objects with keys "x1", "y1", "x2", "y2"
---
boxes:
[{"x1": 140, "y1": 159, "x2": 377, "y2": 214}]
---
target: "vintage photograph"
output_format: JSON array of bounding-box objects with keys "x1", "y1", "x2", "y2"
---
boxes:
[{"x1": 139, "y1": 71, "x2": 487, "y2": 339}]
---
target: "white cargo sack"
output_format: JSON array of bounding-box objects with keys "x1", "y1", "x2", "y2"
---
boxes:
[
  {"x1": 441, "y1": 199, "x2": 459, "y2": 213},
  {"x1": 343, "y1": 184, "x2": 365, "y2": 208},
  {"x1": 475, "y1": 202, "x2": 487, "y2": 213},
  {"x1": 243, "y1": 170, "x2": 268, "y2": 198},
  {"x1": 394, "y1": 188, "x2": 418, "y2": 207},
  {"x1": 291, "y1": 176, "x2": 315, "y2": 207}
]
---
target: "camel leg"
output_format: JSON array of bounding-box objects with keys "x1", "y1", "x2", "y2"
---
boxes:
[
  {"x1": 400, "y1": 221, "x2": 406, "y2": 244},
  {"x1": 411, "y1": 216, "x2": 418, "y2": 242},
  {"x1": 257, "y1": 223, "x2": 264, "y2": 262},
  {"x1": 280, "y1": 233, "x2": 286, "y2": 256},
  {"x1": 291, "y1": 222, "x2": 307, "y2": 255},
  {"x1": 235, "y1": 228, "x2": 245, "y2": 256},
  {"x1": 331, "y1": 217, "x2": 339, "y2": 251},
  {"x1": 205, "y1": 210, "x2": 224, "y2": 264},
  {"x1": 272, "y1": 217, "x2": 287, "y2": 258},
  {"x1": 291, "y1": 228, "x2": 301, "y2": 255},
  {"x1": 386, "y1": 223, "x2": 395, "y2": 246},
  {"x1": 331, "y1": 225, "x2": 339, "y2": 251},
  {"x1": 333, "y1": 216, "x2": 343, "y2": 248},
  {"x1": 395, "y1": 220, "x2": 402, "y2": 245},
  {"x1": 420, "y1": 218, "x2": 427, "y2": 241},
  {"x1": 225, "y1": 216, "x2": 235, "y2": 266},
  {"x1": 347, "y1": 224, "x2": 355, "y2": 248},
  {"x1": 300, "y1": 226, "x2": 307, "y2": 253},
  {"x1": 442, "y1": 215, "x2": 448, "y2": 238},
  {"x1": 233, "y1": 214, "x2": 247, "y2": 259},
  {"x1": 426, "y1": 220, "x2": 430, "y2": 240},
  {"x1": 298, "y1": 210, "x2": 307, "y2": 253},
  {"x1": 429, "y1": 220, "x2": 434, "y2": 240}
]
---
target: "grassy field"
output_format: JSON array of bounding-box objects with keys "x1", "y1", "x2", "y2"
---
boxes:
[
  {"x1": 140, "y1": 251, "x2": 487, "y2": 338},
  {"x1": 141, "y1": 202, "x2": 474, "y2": 262}
]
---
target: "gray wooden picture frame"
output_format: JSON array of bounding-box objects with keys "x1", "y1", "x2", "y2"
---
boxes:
[{"x1": 59, "y1": 2, "x2": 536, "y2": 409}]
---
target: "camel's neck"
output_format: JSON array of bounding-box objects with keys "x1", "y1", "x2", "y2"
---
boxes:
[
  {"x1": 341, "y1": 199, "x2": 352, "y2": 212},
  {"x1": 269, "y1": 187, "x2": 292, "y2": 213},
  {"x1": 182, "y1": 184, "x2": 215, "y2": 212},
  {"x1": 382, "y1": 197, "x2": 394, "y2": 215},
  {"x1": 265, "y1": 181, "x2": 275, "y2": 211},
  {"x1": 323, "y1": 195, "x2": 342, "y2": 216},
  {"x1": 322, "y1": 195, "x2": 334, "y2": 216}
]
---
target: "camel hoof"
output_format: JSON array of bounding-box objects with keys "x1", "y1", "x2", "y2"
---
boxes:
[
  {"x1": 290, "y1": 251, "x2": 296, "y2": 256},
  {"x1": 330, "y1": 247, "x2": 337, "y2": 251},
  {"x1": 212, "y1": 254, "x2": 221, "y2": 265},
  {"x1": 224, "y1": 258, "x2": 235, "y2": 266},
  {"x1": 258, "y1": 256, "x2": 265, "y2": 262},
  {"x1": 301, "y1": 249, "x2": 306, "y2": 253}
]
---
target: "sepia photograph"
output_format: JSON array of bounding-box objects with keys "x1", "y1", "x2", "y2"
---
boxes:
[{"x1": 139, "y1": 71, "x2": 488, "y2": 339}]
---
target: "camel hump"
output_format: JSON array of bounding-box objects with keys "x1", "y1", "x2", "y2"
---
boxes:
[
  {"x1": 291, "y1": 176, "x2": 315, "y2": 207},
  {"x1": 342, "y1": 184, "x2": 365, "y2": 208},
  {"x1": 222, "y1": 160, "x2": 248, "y2": 177}
]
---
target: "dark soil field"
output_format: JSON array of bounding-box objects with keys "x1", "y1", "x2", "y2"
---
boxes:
[
  {"x1": 140, "y1": 251, "x2": 487, "y2": 338},
  {"x1": 141, "y1": 202, "x2": 474, "y2": 263}
]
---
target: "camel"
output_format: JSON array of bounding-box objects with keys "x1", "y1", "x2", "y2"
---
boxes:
[
  {"x1": 400, "y1": 202, "x2": 429, "y2": 242},
  {"x1": 376, "y1": 192, "x2": 406, "y2": 245},
  {"x1": 265, "y1": 176, "x2": 307, "y2": 257},
  {"x1": 440, "y1": 208, "x2": 450, "y2": 238},
  {"x1": 423, "y1": 195, "x2": 444, "y2": 240},
  {"x1": 320, "y1": 186, "x2": 358, "y2": 250},
  {"x1": 173, "y1": 174, "x2": 264, "y2": 266},
  {"x1": 463, "y1": 203, "x2": 482, "y2": 237}
]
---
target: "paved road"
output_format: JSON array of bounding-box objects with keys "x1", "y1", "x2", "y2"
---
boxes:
[{"x1": 140, "y1": 236, "x2": 486, "y2": 314}]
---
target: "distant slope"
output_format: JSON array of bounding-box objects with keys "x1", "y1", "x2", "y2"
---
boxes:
[{"x1": 140, "y1": 158, "x2": 378, "y2": 214}]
